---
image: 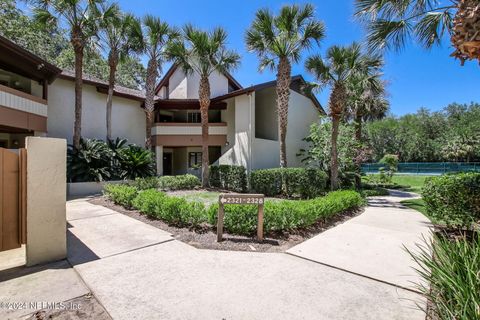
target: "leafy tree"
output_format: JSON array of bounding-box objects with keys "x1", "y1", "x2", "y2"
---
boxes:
[
  {"x1": 354, "y1": 0, "x2": 480, "y2": 65},
  {"x1": 299, "y1": 122, "x2": 363, "y2": 188},
  {"x1": 346, "y1": 60, "x2": 388, "y2": 187},
  {"x1": 365, "y1": 102, "x2": 480, "y2": 162},
  {"x1": 96, "y1": 4, "x2": 142, "y2": 140},
  {"x1": 31, "y1": 0, "x2": 103, "y2": 149},
  {"x1": 166, "y1": 25, "x2": 240, "y2": 186},
  {"x1": 131, "y1": 15, "x2": 178, "y2": 149},
  {"x1": 246, "y1": 4, "x2": 325, "y2": 170},
  {"x1": 306, "y1": 43, "x2": 381, "y2": 189},
  {"x1": 0, "y1": 0, "x2": 68, "y2": 60}
]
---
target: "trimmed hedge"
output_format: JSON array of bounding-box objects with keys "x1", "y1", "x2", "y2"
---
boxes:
[
  {"x1": 207, "y1": 190, "x2": 365, "y2": 235},
  {"x1": 250, "y1": 168, "x2": 328, "y2": 198},
  {"x1": 209, "y1": 165, "x2": 247, "y2": 192},
  {"x1": 422, "y1": 173, "x2": 480, "y2": 228},
  {"x1": 158, "y1": 174, "x2": 200, "y2": 191},
  {"x1": 103, "y1": 184, "x2": 138, "y2": 208},
  {"x1": 104, "y1": 184, "x2": 364, "y2": 236},
  {"x1": 132, "y1": 189, "x2": 207, "y2": 228}
]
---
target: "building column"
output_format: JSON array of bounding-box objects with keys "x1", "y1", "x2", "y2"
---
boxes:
[{"x1": 156, "y1": 145, "x2": 163, "y2": 176}]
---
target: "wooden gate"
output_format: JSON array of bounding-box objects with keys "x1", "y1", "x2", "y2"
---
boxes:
[{"x1": 0, "y1": 147, "x2": 26, "y2": 252}]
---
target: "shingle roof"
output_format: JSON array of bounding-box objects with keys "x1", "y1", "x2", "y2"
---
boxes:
[{"x1": 59, "y1": 70, "x2": 154, "y2": 101}]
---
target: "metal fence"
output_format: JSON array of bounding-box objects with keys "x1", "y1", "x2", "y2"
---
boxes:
[{"x1": 361, "y1": 162, "x2": 480, "y2": 175}]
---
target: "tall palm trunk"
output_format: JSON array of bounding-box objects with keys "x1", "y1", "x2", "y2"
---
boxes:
[
  {"x1": 145, "y1": 58, "x2": 158, "y2": 150},
  {"x1": 329, "y1": 84, "x2": 346, "y2": 190},
  {"x1": 354, "y1": 112, "x2": 363, "y2": 188},
  {"x1": 71, "y1": 31, "x2": 84, "y2": 149},
  {"x1": 276, "y1": 58, "x2": 291, "y2": 195},
  {"x1": 106, "y1": 52, "x2": 118, "y2": 141},
  {"x1": 199, "y1": 76, "x2": 211, "y2": 187},
  {"x1": 276, "y1": 57, "x2": 291, "y2": 168},
  {"x1": 331, "y1": 115, "x2": 340, "y2": 190}
]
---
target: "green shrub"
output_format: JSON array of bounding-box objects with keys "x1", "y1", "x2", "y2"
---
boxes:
[
  {"x1": 409, "y1": 232, "x2": 480, "y2": 320},
  {"x1": 67, "y1": 137, "x2": 155, "y2": 182},
  {"x1": 158, "y1": 174, "x2": 200, "y2": 191},
  {"x1": 209, "y1": 165, "x2": 247, "y2": 192},
  {"x1": 132, "y1": 189, "x2": 207, "y2": 228},
  {"x1": 207, "y1": 190, "x2": 364, "y2": 235},
  {"x1": 422, "y1": 173, "x2": 480, "y2": 228},
  {"x1": 129, "y1": 177, "x2": 160, "y2": 190},
  {"x1": 103, "y1": 184, "x2": 138, "y2": 208},
  {"x1": 250, "y1": 168, "x2": 327, "y2": 198},
  {"x1": 118, "y1": 145, "x2": 156, "y2": 179}
]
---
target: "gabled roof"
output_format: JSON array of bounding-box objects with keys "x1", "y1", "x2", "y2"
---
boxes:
[
  {"x1": 0, "y1": 35, "x2": 61, "y2": 84},
  {"x1": 155, "y1": 63, "x2": 242, "y2": 94},
  {"x1": 59, "y1": 70, "x2": 152, "y2": 102},
  {"x1": 211, "y1": 75, "x2": 325, "y2": 114}
]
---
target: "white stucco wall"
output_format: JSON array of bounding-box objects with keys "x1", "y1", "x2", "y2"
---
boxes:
[
  {"x1": 251, "y1": 88, "x2": 320, "y2": 169},
  {"x1": 285, "y1": 90, "x2": 320, "y2": 167},
  {"x1": 168, "y1": 67, "x2": 188, "y2": 99},
  {"x1": 255, "y1": 87, "x2": 278, "y2": 141},
  {"x1": 47, "y1": 79, "x2": 146, "y2": 146},
  {"x1": 218, "y1": 93, "x2": 254, "y2": 170},
  {"x1": 167, "y1": 68, "x2": 228, "y2": 99}
]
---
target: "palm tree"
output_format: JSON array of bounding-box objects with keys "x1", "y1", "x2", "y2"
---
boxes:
[
  {"x1": 31, "y1": 0, "x2": 102, "y2": 149},
  {"x1": 305, "y1": 43, "x2": 380, "y2": 190},
  {"x1": 166, "y1": 25, "x2": 240, "y2": 186},
  {"x1": 97, "y1": 4, "x2": 141, "y2": 141},
  {"x1": 354, "y1": 0, "x2": 480, "y2": 65},
  {"x1": 245, "y1": 4, "x2": 325, "y2": 169},
  {"x1": 347, "y1": 71, "x2": 389, "y2": 187},
  {"x1": 130, "y1": 15, "x2": 178, "y2": 149}
]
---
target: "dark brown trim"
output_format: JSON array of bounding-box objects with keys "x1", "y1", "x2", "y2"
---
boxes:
[
  {"x1": 0, "y1": 84, "x2": 47, "y2": 105},
  {"x1": 154, "y1": 134, "x2": 226, "y2": 147},
  {"x1": 155, "y1": 63, "x2": 243, "y2": 95},
  {"x1": 211, "y1": 75, "x2": 325, "y2": 114},
  {"x1": 58, "y1": 73, "x2": 146, "y2": 102},
  {"x1": 0, "y1": 105, "x2": 47, "y2": 132},
  {"x1": 154, "y1": 99, "x2": 227, "y2": 110},
  {"x1": 0, "y1": 35, "x2": 61, "y2": 84}
]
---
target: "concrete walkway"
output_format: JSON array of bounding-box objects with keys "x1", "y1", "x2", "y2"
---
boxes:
[
  {"x1": 287, "y1": 190, "x2": 432, "y2": 290},
  {"x1": 62, "y1": 194, "x2": 428, "y2": 320}
]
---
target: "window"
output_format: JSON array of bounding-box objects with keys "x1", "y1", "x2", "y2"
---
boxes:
[
  {"x1": 187, "y1": 112, "x2": 201, "y2": 123},
  {"x1": 189, "y1": 152, "x2": 202, "y2": 168}
]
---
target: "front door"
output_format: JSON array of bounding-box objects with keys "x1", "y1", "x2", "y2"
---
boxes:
[{"x1": 163, "y1": 153, "x2": 172, "y2": 176}]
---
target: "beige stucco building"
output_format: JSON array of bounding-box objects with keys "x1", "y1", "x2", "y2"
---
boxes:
[{"x1": 0, "y1": 35, "x2": 324, "y2": 175}]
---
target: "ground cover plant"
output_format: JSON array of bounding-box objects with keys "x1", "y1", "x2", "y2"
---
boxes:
[
  {"x1": 410, "y1": 232, "x2": 480, "y2": 320},
  {"x1": 103, "y1": 183, "x2": 365, "y2": 235}
]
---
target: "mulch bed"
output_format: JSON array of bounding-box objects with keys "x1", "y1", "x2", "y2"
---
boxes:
[{"x1": 88, "y1": 196, "x2": 364, "y2": 253}]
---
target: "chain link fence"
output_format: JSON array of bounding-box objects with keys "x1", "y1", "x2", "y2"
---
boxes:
[{"x1": 361, "y1": 162, "x2": 480, "y2": 175}]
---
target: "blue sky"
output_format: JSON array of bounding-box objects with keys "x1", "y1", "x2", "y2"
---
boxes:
[{"x1": 24, "y1": 0, "x2": 480, "y2": 115}]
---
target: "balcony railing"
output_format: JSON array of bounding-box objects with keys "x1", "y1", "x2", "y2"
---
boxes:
[
  {"x1": 152, "y1": 122, "x2": 227, "y2": 136},
  {"x1": 0, "y1": 84, "x2": 47, "y2": 117},
  {"x1": 152, "y1": 122, "x2": 228, "y2": 147}
]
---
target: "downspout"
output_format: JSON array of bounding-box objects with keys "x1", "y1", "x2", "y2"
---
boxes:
[{"x1": 248, "y1": 92, "x2": 253, "y2": 189}]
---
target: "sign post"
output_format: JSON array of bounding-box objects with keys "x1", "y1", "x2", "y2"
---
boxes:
[{"x1": 217, "y1": 194, "x2": 265, "y2": 242}]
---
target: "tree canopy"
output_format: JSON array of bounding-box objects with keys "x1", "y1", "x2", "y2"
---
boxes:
[{"x1": 0, "y1": 0, "x2": 145, "y2": 89}]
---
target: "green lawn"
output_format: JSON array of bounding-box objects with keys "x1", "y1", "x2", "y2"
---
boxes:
[
  {"x1": 363, "y1": 174, "x2": 431, "y2": 193},
  {"x1": 400, "y1": 198, "x2": 427, "y2": 215},
  {"x1": 391, "y1": 175, "x2": 429, "y2": 193},
  {"x1": 173, "y1": 191, "x2": 221, "y2": 206}
]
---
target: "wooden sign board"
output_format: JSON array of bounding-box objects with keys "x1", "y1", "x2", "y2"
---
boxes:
[{"x1": 217, "y1": 194, "x2": 264, "y2": 242}]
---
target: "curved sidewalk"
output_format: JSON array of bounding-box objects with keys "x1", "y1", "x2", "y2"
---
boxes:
[
  {"x1": 287, "y1": 190, "x2": 432, "y2": 290},
  {"x1": 65, "y1": 193, "x2": 429, "y2": 320}
]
